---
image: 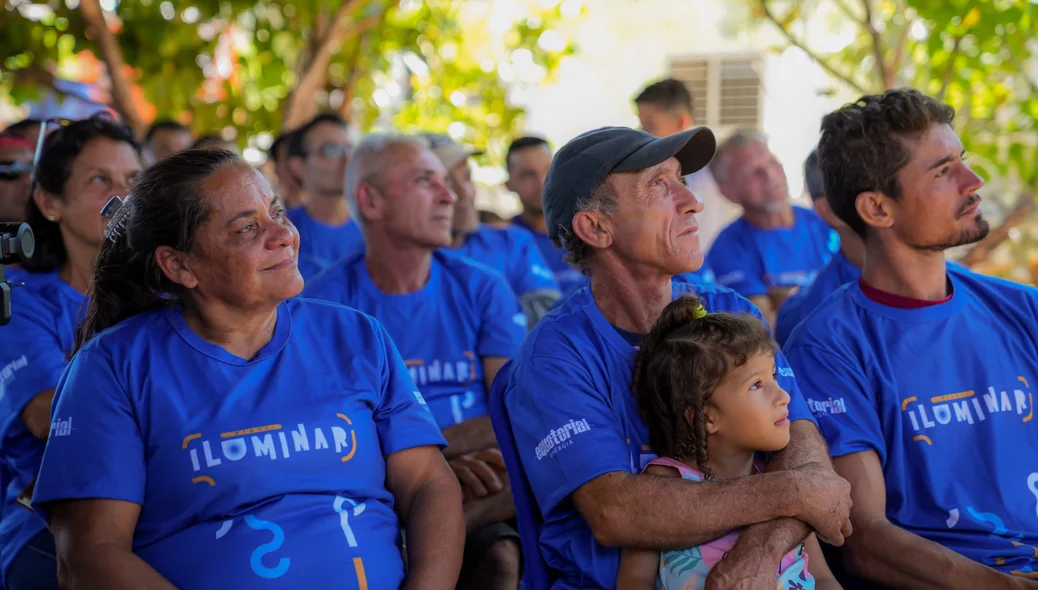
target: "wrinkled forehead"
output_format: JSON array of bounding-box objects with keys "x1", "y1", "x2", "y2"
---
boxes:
[
  {"x1": 201, "y1": 163, "x2": 273, "y2": 210},
  {"x1": 900, "y1": 122, "x2": 962, "y2": 165},
  {"x1": 380, "y1": 143, "x2": 444, "y2": 179}
]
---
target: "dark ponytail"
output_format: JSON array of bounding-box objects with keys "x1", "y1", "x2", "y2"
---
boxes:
[
  {"x1": 74, "y1": 148, "x2": 240, "y2": 353},
  {"x1": 23, "y1": 116, "x2": 139, "y2": 273},
  {"x1": 631, "y1": 295, "x2": 775, "y2": 479}
]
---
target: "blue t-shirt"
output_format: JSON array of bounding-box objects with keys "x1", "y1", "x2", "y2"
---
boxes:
[
  {"x1": 674, "y1": 261, "x2": 717, "y2": 287},
  {"x1": 504, "y1": 280, "x2": 816, "y2": 589},
  {"x1": 784, "y1": 269, "x2": 1038, "y2": 575},
  {"x1": 512, "y1": 216, "x2": 587, "y2": 299},
  {"x1": 0, "y1": 271, "x2": 84, "y2": 583},
  {"x1": 304, "y1": 251, "x2": 526, "y2": 430},
  {"x1": 287, "y1": 206, "x2": 364, "y2": 271},
  {"x1": 707, "y1": 206, "x2": 839, "y2": 297},
  {"x1": 32, "y1": 298, "x2": 445, "y2": 589},
  {"x1": 775, "y1": 250, "x2": 859, "y2": 346},
  {"x1": 448, "y1": 224, "x2": 559, "y2": 298}
]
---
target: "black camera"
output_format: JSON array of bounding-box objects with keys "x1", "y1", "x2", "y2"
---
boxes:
[{"x1": 1, "y1": 222, "x2": 36, "y2": 326}]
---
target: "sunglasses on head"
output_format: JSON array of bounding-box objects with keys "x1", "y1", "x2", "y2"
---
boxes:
[
  {"x1": 310, "y1": 143, "x2": 350, "y2": 159},
  {"x1": 0, "y1": 161, "x2": 32, "y2": 182}
]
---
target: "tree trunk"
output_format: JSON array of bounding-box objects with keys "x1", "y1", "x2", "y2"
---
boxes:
[
  {"x1": 281, "y1": 0, "x2": 400, "y2": 130},
  {"x1": 79, "y1": 0, "x2": 144, "y2": 136}
]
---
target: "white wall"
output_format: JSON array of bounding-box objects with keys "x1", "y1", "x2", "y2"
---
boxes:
[{"x1": 490, "y1": 0, "x2": 854, "y2": 213}]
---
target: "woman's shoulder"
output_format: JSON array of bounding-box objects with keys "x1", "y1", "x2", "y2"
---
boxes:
[{"x1": 286, "y1": 297, "x2": 383, "y2": 337}]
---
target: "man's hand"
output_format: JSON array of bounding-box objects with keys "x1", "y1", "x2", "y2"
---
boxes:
[
  {"x1": 793, "y1": 462, "x2": 853, "y2": 546},
  {"x1": 449, "y1": 449, "x2": 507, "y2": 499}
]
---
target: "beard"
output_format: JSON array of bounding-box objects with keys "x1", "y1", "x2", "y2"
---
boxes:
[{"x1": 914, "y1": 195, "x2": 990, "y2": 252}]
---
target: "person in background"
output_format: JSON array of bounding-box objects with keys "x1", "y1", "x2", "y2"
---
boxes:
[
  {"x1": 774, "y1": 149, "x2": 864, "y2": 346},
  {"x1": 479, "y1": 209, "x2": 511, "y2": 229},
  {"x1": 142, "y1": 120, "x2": 193, "y2": 165},
  {"x1": 269, "y1": 130, "x2": 306, "y2": 209},
  {"x1": 304, "y1": 134, "x2": 526, "y2": 590},
  {"x1": 0, "y1": 134, "x2": 34, "y2": 221},
  {"x1": 426, "y1": 132, "x2": 560, "y2": 327},
  {"x1": 31, "y1": 148, "x2": 464, "y2": 589},
  {"x1": 507, "y1": 136, "x2": 587, "y2": 298},
  {"x1": 706, "y1": 130, "x2": 839, "y2": 326},
  {"x1": 617, "y1": 295, "x2": 840, "y2": 590},
  {"x1": 502, "y1": 125, "x2": 852, "y2": 590},
  {"x1": 193, "y1": 134, "x2": 240, "y2": 154},
  {"x1": 634, "y1": 78, "x2": 739, "y2": 253},
  {"x1": 0, "y1": 116, "x2": 142, "y2": 590},
  {"x1": 285, "y1": 113, "x2": 362, "y2": 276},
  {"x1": 3, "y1": 120, "x2": 43, "y2": 150},
  {"x1": 785, "y1": 88, "x2": 1038, "y2": 590}
]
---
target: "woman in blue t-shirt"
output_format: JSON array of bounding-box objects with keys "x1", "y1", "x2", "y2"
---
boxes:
[
  {"x1": 31, "y1": 148, "x2": 464, "y2": 589},
  {"x1": 0, "y1": 115, "x2": 142, "y2": 590}
]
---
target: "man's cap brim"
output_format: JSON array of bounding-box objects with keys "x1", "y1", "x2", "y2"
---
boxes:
[{"x1": 613, "y1": 127, "x2": 716, "y2": 176}]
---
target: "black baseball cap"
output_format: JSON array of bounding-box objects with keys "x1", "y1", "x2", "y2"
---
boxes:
[{"x1": 543, "y1": 126, "x2": 716, "y2": 242}]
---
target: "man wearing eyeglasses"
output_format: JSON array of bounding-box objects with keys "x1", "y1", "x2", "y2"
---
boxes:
[
  {"x1": 0, "y1": 134, "x2": 33, "y2": 222},
  {"x1": 285, "y1": 113, "x2": 363, "y2": 277}
]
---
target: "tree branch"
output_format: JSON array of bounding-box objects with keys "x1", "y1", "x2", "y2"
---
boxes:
[
  {"x1": 758, "y1": 0, "x2": 869, "y2": 95},
  {"x1": 959, "y1": 195, "x2": 1036, "y2": 267},
  {"x1": 888, "y1": 21, "x2": 910, "y2": 81},
  {"x1": 859, "y1": 0, "x2": 891, "y2": 89},
  {"x1": 79, "y1": 0, "x2": 144, "y2": 135},
  {"x1": 282, "y1": 0, "x2": 400, "y2": 129},
  {"x1": 935, "y1": 35, "x2": 964, "y2": 102}
]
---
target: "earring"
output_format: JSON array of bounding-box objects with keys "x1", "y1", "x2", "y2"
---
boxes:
[{"x1": 47, "y1": 215, "x2": 58, "y2": 222}]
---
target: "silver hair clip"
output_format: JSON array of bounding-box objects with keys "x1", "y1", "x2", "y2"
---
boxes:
[{"x1": 101, "y1": 195, "x2": 132, "y2": 242}]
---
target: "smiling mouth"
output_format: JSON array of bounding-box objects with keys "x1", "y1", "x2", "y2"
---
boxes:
[
  {"x1": 958, "y1": 195, "x2": 982, "y2": 217},
  {"x1": 265, "y1": 257, "x2": 297, "y2": 271},
  {"x1": 774, "y1": 413, "x2": 789, "y2": 426}
]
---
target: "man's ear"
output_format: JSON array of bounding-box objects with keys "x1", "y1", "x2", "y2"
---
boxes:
[
  {"x1": 154, "y1": 246, "x2": 199, "y2": 289},
  {"x1": 571, "y1": 209, "x2": 613, "y2": 250},
  {"x1": 354, "y1": 182, "x2": 382, "y2": 224},
  {"x1": 679, "y1": 113, "x2": 693, "y2": 130},
  {"x1": 287, "y1": 155, "x2": 307, "y2": 187},
  {"x1": 855, "y1": 190, "x2": 895, "y2": 232}
]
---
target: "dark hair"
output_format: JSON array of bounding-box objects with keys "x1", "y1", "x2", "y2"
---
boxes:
[
  {"x1": 818, "y1": 88, "x2": 955, "y2": 237},
  {"x1": 23, "y1": 117, "x2": 139, "y2": 273},
  {"x1": 505, "y1": 136, "x2": 550, "y2": 170},
  {"x1": 74, "y1": 148, "x2": 238, "y2": 352},
  {"x1": 286, "y1": 113, "x2": 347, "y2": 158},
  {"x1": 145, "y1": 119, "x2": 190, "y2": 143},
  {"x1": 269, "y1": 130, "x2": 297, "y2": 164},
  {"x1": 804, "y1": 149, "x2": 824, "y2": 200},
  {"x1": 631, "y1": 295, "x2": 775, "y2": 479},
  {"x1": 634, "y1": 78, "x2": 694, "y2": 116},
  {"x1": 3, "y1": 118, "x2": 42, "y2": 138},
  {"x1": 193, "y1": 134, "x2": 230, "y2": 149}
]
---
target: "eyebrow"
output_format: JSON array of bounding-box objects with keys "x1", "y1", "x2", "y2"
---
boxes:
[
  {"x1": 225, "y1": 196, "x2": 279, "y2": 227},
  {"x1": 925, "y1": 150, "x2": 965, "y2": 172}
]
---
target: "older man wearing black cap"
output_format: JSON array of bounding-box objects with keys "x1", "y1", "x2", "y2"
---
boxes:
[{"x1": 499, "y1": 126, "x2": 852, "y2": 589}]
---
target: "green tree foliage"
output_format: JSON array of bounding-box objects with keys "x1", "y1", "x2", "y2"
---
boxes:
[
  {"x1": 0, "y1": 0, "x2": 577, "y2": 166},
  {"x1": 739, "y1": 0, "x2": 1038, "y2": 281}
]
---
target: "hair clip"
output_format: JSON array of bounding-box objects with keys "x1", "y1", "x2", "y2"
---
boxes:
[
  {"x1": 693, "y1": 302, "x2": 708, "y2": 319},
  {"x1": 101, "y1": 195, "x2": 132, "y2": 242}
]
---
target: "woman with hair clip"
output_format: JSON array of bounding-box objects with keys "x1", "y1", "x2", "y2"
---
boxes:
[
  {"x1": 0, "y1": 115, "x2": 141, "y2": 590},
  {"x1": 30, "y1": 148, "x2": 464, "y2": 589}
]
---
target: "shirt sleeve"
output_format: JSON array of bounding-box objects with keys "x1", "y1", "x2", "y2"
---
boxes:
[
  {"x1": 0, "y1": 303, "x2": 70, "y2": 439},
  {"x1": 31, "y1": 349, "x2": 146, "y2": 520},
  {"x1": 707, "y1": 233, "x2": 767, "y2": 297},
  {"x1": 373, "y1": 322, "x2": 447, "y2": 455},
  {"x1": 506, "y1": 354, "x2": 632, "y2": 517},
  {"x1": 476, "y1": 274, "x2": 527, "y2": 359},
  {"x1": 508, "y1": 232, "x2": 560, "y2": 296},
  {"x1": 784, "y1": 342, "x2": 885, "y2": 462}
]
